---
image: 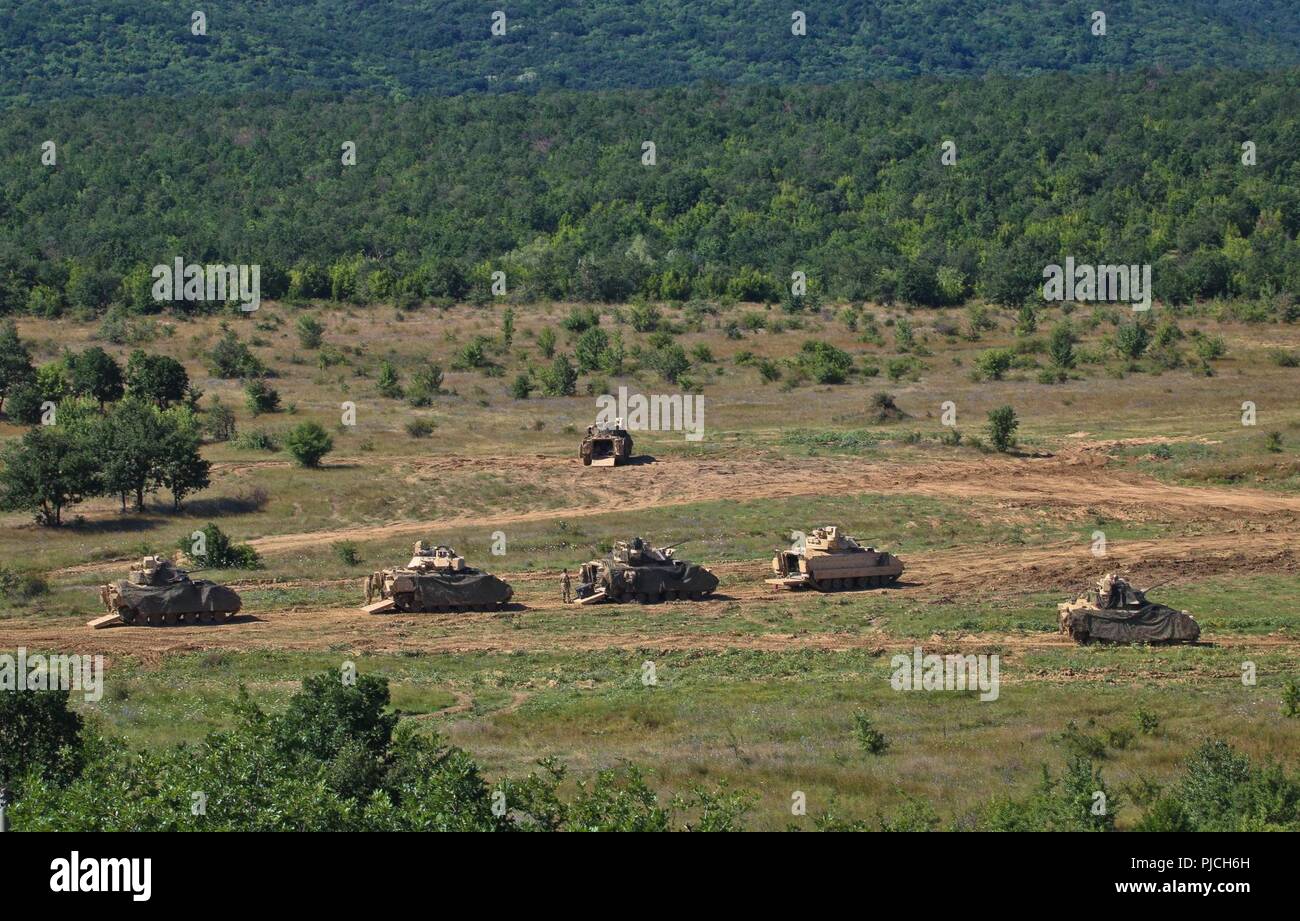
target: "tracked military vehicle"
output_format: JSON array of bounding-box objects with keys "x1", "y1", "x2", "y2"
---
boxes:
[
  {"x1": 1058, "y1": 573, "x2": 1200, "y2": 645},
  {"x1": 767, "y1": 526, "x2": 904, "y2": 591},
  {"x1": 90, "y1": 556, "x2": 242, "y2": 628},
  {"x1": 363, "y1": 542, "x2": 513, "y2": 613},
  {"x1": 573, "y1": 538, "x2": 718, "y2": 604},
  {"x1": 580, "y1": 420, "x2": 633, "y2": 466}
]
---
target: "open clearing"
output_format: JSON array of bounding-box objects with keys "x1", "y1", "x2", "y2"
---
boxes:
[{"x1": 3, "y1": 301, "x2": 1299, "y2": 827}]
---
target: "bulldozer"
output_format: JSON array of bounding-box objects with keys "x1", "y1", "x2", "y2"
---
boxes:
[
  {"x1": 767, "y1": 526, "x2": 904, "y2": 591},
  {"x1": 363, "y1": 541, "x2": 513, "y2": 613},
  {"x1": 1058, "y1": 573, "x2": 1200, "y2": 645},
  {"x1": 89, "y1": 556, "x2": 242, "y2": 628},
  {"x1": 573, "y1": 537, "x2": 718, "y2": 604},
  {"x1": 580, "y1": 420, "x2": 633, "y2": 466}
]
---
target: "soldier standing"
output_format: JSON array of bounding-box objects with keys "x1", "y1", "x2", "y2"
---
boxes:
[{"x1": 561, "y1": 569, "x2": 572, "y2": 603}]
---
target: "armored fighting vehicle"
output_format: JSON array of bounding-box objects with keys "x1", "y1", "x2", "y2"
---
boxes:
[
  {"x1": 363, "y1": 541, "x2": 514, "y2": 613},
  {"x1": 90, "y1": 556, "x2": 242, "y2": 628},
  {"x1": 1058, "y1": 573, "x2": 1200, "y2": 645},
  {"x1": 767, "y1": 526, "x2": 904, "y2": 591},
  {"x1": 580, "y1": 421, "x2": 633, "y2": 466},
  {"x1": 573, "y1": 537, "x2": 718, "y2": 604}
]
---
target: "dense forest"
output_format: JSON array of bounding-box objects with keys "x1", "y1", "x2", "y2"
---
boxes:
[
  {"x1": 3, "y1": 1, "x2": 1300, "y2": 103},
  {"x1": 0, "y1": 72, "x2": 1296, "y2": 311}
]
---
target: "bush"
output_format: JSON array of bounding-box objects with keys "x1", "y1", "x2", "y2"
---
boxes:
[
  {"x1": 974, "y1": 348, "x2": 1014, "y2": 380},
  {"x1": 798, "y1": 340, "x2": 853, "y2": 384},
  {"x1": 244, "y1": 379, "x2": 281, "y2": 415},
  {"x1": 284, "y1": 421, "x2": 334, "y2": 467},
  {"x1": 756, "y1": 358, "x2": 781, "y2": 383},
  {"x1": 180, "y1": 522, "x2": 261, "y2": 569},
  {"x1": 296, "y1": 314, "x2": 325, "y2": 349},
  {"x1": 209, "y1": 329, "x2": 266, "y2": 379},
  {"x1": 333, "y1": 541, "x2": 361, "y2": 566},
  {"x1": 377, "y1": 361, "x2": 403, "y2": 399},
  {"x1": 404, "y1": 417, "x2": 436, "y2": 438},
  {"x1": 868, "y1": 391, "x2": 906, "y2": 423},
  {"x1": 406, "y1": 364, "x2": 444, "y2": 406},
  {"x1": 1283, "y1": 677, "x2": 1300, "y2": 718},
  {"x1": 509, "y1": 373, "x2": 533, "y2": 399},
  {"x1": 538, "y1": 354, "x2": 578, "y2": 396},
  {"x1": 986, "y1": 405, "x2": 1019, "y2": 452},
  {"x1": 232, "y1": 429, "x2": 280, "y2": 452},
  {"x1": 852, "y1": 710, "x2": 889, "y2": 755}
]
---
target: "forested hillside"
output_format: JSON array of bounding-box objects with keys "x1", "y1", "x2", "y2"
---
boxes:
[
  {"x1": 2, "y1": 0, "x2": 1300, "y2": 103},
  {"x1": 1, "y1": 72, "x2": 1296, "y2": 313}
]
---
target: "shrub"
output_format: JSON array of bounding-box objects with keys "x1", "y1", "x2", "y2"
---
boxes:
[
  {"x1": 510, "y1": 373, "x2": 533, "y2": 400},
  {"x1": 404, "y1": 417, "x2": 435, "y2": 438},
  {"x1": 377, "y1": 361, "x2": 403, "y2": 398},
  {"x1": 209, "y1": 329, "x2": 266, "y2": 379},
  {"x1": 296, "y1": 314, "x2": 325, "y2": 349},
  {"x1": 852, "y1": 710, "x2": 888, "y2": 755},
  {"x1": 284, "y1": 421, "x2": 334, "y2": 467},
  {"x1": 538, "y1": 354, "x2": 577, "y2": 396},
  {"x1": 868, "y1": 391, "x2": 906, "y2": 423},
  {"x1": 1135, "y1": 708, "x2": 1160, "y2": 735},
  {"x1": 986, "y1": 405, "x2": 1019, "y2": 452},
  {"x1": 180, "y1": 523, "x2": 261, "y2": 569},
  {"x1": 232, "y1": 429, "x2": 280, "y2": 452},
  {"x1": 333, "y1": 541, "x2": 361, "y2": 566},
  {"x1": 1283, "y1": 677, "x2": 1300, "y2": 718},
  {"x1": 244, "y1": 379, "x2": 281, "y2": 415},
  {"x1": 798, "y1": 340, "x2": 853, "y2": 384},
  {"x1": 975, "y1": 348, "x2": 1014, "y2": 380}
]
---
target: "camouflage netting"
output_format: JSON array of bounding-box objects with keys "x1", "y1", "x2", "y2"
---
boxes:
[
  {"x1": 398, "y1": 571, "x2": 513, "y2": 609},
  {"x1": 1063, "y1": 603, "x2": 1200, "y2": 644},
  {"x1": 112, "y1": 579, "x2": 242, "y2": 616}
]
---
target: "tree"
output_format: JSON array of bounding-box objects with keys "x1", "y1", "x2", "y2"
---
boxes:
[
  {"x1": 975, "y1": 348, "x2": 1014, "y2": 381},
  {"x1": 986, "y1": 405, "x2": 1019, "y2": 452},
  {"x1": 574, "y1": 327, "x2": 609, "y2": 374},
  {"x1": 376, "y1": 362, "x2": 403, "y2": 398},
  {"x1": 244, "y1": 380, "x2": 281, "y2": 415},
  {"x1": 157, "y1": 407, "x2": 211, "y2": 510},
  {"x1": 538, "y1": 354, "x2": 577, "y2": 396},
  {"x1": 285, "y1": 421, "x2": 334, "y2": 467},
  {"x1": 1115, "y1": 321, "x2": 1151, "y2": 361},
  {"x1": 0, "y1": 320, "x2": 33, "y2": 414},
  {"x1": 501, "y1": 307, "x2": 515, "y2": 349},
  {"x1": 296, "y1": 314, "x2": 325, "y2": 349},
  {"x1": 208, "y1": 329, "x2": 265, "y2": 379},
  {"x1": 204, "y1": 396, "x2": 237, "y2": 441},
  {"x1": 1048, "y1": 322, "x2": 1076, "y2": 369},
  {"x1": 536, "y1": 326, "x2": 557, "y2": 359},
  {"x1": 0, "y1": 425, "x2": 100, "y2": 525},
  {"x1": 125, "y1": 350, "x2": 189, "y2": 408},
  {"x1": 68, "y1": 346, "x2": 123, "y2": 410},
  {"x1": 98, "y1": 398, "x2": 167, "y2": 511},
  {"x1": 0, "y1": 688, "x2": 84, "y2": 798},
  {"x1": 797, "y1": 340, "x2": 852, "y2": 384}
]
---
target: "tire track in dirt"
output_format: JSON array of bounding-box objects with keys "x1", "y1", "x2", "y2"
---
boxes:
[
  {"x1": 10, "y1": 531, "x2": 1299, "y2": 663},
  {"x1": 233, "y1": 451, "x2": 1300, "y2": 555}
]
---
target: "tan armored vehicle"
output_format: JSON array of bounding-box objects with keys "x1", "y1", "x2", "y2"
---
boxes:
[
  {"x1": 574, "y1": 537, "x2": 718, "y2": 604},
  {"x1": 1058, "y1": 573, "x2": 1200, "y2": 645},
  {"x1": 767, "y1": 526, "x2": 904, "y2": 592},
  {"x1": 90, "y1": 556, "x2": 242, "y2": 628},
  {"x1": 363, "y1": 541, "x2": 513, "y2": 613},
  {"x1": 580, "y1": 420, "x2": 633, "y2": 466}
]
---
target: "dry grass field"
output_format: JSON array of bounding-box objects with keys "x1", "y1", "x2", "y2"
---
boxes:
[{"x1": 3, "y1": 296, "x2": 1299, "y2": 828}]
